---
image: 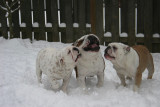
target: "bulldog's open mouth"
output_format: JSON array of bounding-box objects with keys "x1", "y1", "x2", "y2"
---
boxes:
[
  {"x1": 104, "y1": 53, "x2": 115, "y2": 60},
  {"x1": 83, "y1": 43, "x2": 100, "y2": 52}
]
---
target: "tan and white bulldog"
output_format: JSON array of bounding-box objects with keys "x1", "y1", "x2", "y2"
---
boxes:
[
  {"x1": 72, "y1": 34, "x2": 105, "y2": 91},
  {"x1": 104, "y1": 43, "x2": 154, "y2": 91},
  {"x1": 36, "y1": 46, "x2": 81, "y2": 93}
]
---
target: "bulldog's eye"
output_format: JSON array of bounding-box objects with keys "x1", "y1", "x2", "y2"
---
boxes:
[
  {"x1": 113, "y1": 46, "x2": 117, "y2": 50},
  {"x1": 68, "y1": 50, "x2": 71, "y2": 54}
]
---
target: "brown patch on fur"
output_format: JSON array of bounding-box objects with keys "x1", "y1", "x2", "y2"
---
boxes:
[
  {"x1": 132, "y1": 45, "x2": 154, "y2": 87},
  {"x1": 73, "y1": 39, "x2": 84, "y2": 47}
]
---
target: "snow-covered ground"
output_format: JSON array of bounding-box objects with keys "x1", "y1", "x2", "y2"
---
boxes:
[{"x1": 0, "y1": 37, "x2": 160, "y2": 107}]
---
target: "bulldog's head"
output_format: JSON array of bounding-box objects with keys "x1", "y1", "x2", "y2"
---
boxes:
[
  {"x1": 72, "y1": 34, "x2": 100, "y2": 52},
  {"x1": 104, "y1": 43, "x2": 130, "y2": 62},
  {"x1": 63, "y1": 46, "x2": 81, "y2": 63}
]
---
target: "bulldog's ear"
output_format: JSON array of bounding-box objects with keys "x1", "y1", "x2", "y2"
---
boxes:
[
  {"x1": 124, "y1": 46, "x2": 130, "y2": 54},
  {"x1": 72, "y1": 40, "x2": 78, "y2": 46},
  {"x1": 72, "y1": 39, "x2": 84, "y2": 47}
]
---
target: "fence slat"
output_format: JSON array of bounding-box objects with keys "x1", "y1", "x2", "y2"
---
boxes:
[
  {"x1": 78, "y1": 0, "x2": 86, "y2": 38},
  {"x1": 90, "y1": 0, "x2": 96, "y2": 34},
  {"x1": 12, "y1": 3, "x2": 20, "y2": 38},
  {"x1": 38, "y1": 0, "x2": 45, "y2": 40},
  {"x1": 33, "y1": 0, "x2": 39, "y2": 40},
  {"x1": 73, "y1": 0, "x2": 78, "y2": 23},
  {"x1": 46, "y1": 0, "x2": 52, "y2": 41},
  {"x1": 50, "y1": 0, "x2": 59, "y2": 42},
  {"x1": 95, "y1": 0, "x2": 103, "y2": 44},
  {"x1": 86, "y1": 0, "x2": 90, "y2": 24},
  {"x1": 153, "y1": 0, "x2": 160, "y2": 34},
  {"x1": 137, "y1": 0, "x2": 144, "y2": 33},
  {"x1": 144, "y1": 0, "x2": 153, "y2": 51},
  {"x1": 63, "y1": 0, "x2": 73, "y2": 43},
  {"x1": 20, "y1": 0, "x2": 32, "y2": 40},
  {"x1": 121, "y1": 0, "x2": 128, "y2": 33},
  {"x1": 60, "y1": 0, "x2": 66, "y2": 43},
  {"x1": 104, "y1": 0, "x2": 111, "y2": 32},
  {"x1": 0, "y1": 0, "x2": 8, "y2": 39},
  {"x1": 111, "y1": 0, "x2": 119, "y2": 42},
  {"x1": 127, "y1": 0, "x2": 136, "y2": 46}
]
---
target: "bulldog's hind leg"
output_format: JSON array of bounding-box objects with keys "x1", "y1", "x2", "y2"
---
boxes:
[{"x1": 147, "y1": 54, "x2": 154, "y2": 79}]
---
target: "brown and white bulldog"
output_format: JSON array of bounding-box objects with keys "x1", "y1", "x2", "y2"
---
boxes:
[
  {"x1": 72, "y1": 34, "x2": 105, "y2": 91},
  {"x1": 36, "y1": 46, "x2": 81, "y2": 93},
  {"x1": 104, "y1": 43, "x2": 154, "y2": 91}
]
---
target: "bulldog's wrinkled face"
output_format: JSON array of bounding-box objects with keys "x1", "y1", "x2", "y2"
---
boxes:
[
  {"x1": 104, "y1": 43, "x2": 130, "y2": 62},
  {"x1": 64, "y1": 46, "x2": 81, "y2": 62},
  {"x1": 73, "y1": 34, "x2": 100, "y2": 52}
]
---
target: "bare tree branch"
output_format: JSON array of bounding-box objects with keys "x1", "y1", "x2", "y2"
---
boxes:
[
  {"x1": 11, "y1": 5, "x2": 20, "y2": 13},
  {"x1": 11, "y1": 0, "x2": 19, "y2": 8},
  {"x1": 0, "y1": 4, "x2": 7, "y2": 11}
]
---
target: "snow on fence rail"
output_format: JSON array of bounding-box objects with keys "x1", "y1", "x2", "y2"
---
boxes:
[{"x1": 0, "y1": 0, "x2": 160, "y2": 52}]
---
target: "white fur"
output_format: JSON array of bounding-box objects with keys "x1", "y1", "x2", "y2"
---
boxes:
[
  {"x1": 106, "y1": 43, "x2": 139, "y2": 89},
  {"x1": 36, "y1": 46, "x2": 79, "y2": 93},
  {"x1": 75, "y1": 34, "x2": 105, "y2": 91}
]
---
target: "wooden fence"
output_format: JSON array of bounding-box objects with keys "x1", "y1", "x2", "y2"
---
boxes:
[{"x1": 0, "y1": 0, "x2": 160, "y2": 52}]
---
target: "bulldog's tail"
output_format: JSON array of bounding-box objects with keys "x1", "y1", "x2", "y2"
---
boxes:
[{"x1": 147, "y1": 53, "x2": 154, "y2": 79}]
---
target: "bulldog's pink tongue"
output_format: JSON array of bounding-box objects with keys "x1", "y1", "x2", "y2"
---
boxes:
[{"x1": 91, "y1": 44, "x2": 98, "y2": 48}]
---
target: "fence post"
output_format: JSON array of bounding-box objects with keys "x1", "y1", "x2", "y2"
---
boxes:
[
  {"x1": 78, "y1": 0, "x2": 86, "y2": 38},
  {"x1": 127, "y1": 0, "x2": 136, "y2": 46},
  {"x1": 137, "y1": 0, "x2": 144, "y2": 34},
  {"x1": 0, "y1": 0, "x2": 8, "y2": 39},
  {"x1": 121, "y1": 0, "x2": 128, "y2": 33},
  {"x1": 90, "y1": 0, "x2": 96, "y2": 34},
  {"x1": 105, "y1": 0, "x2": 111, "y2": 33},
  {"x1": 144, "y1": 0, "x2": 153, "y2": 51},
  {"x1": 65, "y1": 0, "x2": 73, "y2": 43},
  {"x1": 51, "y1": 0, "x2": 59, "y2": 42},
  {"x1": 12, "y1": 3, "x2": 20, "y2": 38},
  {"x1": 38, "y1": 0, "x2": 45, "y2": 40},
  {"x1": 59, "y1": 0, "x2": 66, "y2": 43},
  {"x1": 111, "y1": 0, "x2": 119, "y2": 42},
  {"x1": 95, "y1": 0, "x2": 104, "y2": 44},
  {"x1": 20, "y1": 0, "x2": 32, "y2": 40}
]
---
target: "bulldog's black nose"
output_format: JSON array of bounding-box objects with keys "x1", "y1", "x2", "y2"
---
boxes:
[
  {"x1": 104, "y1": 46, "x2": 111, "y2": 53},
  {"x1": 73, "y1": 47, "x2": 79, "y2": 53}
]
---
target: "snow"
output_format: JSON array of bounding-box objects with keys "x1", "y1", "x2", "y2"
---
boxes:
[
  {"x1": 0, "y1": 37, "x2": 160, "y2": 107},
  {"x1": 120, "y1": 32, "x2": 128, "y2": 37},
  {"x1": 86, "y1": 23, "x2": 91, "y2": 27},
  {"x1": 59, "y1": 23, "x2": 66, "y2": 27},
  {"x1": 45, "y1": 23, "x2": 52, "y2": 27},
  {"x1": 20, "y1": 23, "x2": 26, "y2": 27},
  {"x1": 73, "y1": 23, "x2": 79, "y2": 27},
  {"x1": 153, "y1": 33, "x2": 160, "y2": 38},
  {"x1": 32, "y1": 22, "x2": 39, "y2": 27},
  {"x1": 136, "y1": 33, "x2": 144, "y2": 37},
  {"x1": 104, "y1": 32, "x2": 112, "y2": 37}
]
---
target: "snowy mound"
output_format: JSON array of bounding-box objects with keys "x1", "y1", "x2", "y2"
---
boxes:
[{"x1": 0, "y1": 38, "x2": 160, "y2": 107}]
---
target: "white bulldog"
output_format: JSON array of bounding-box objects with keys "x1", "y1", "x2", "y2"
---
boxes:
[
  {"x1": 72, "y1": 34, "x2": 105, "y2": 91},
  {"x1": 36, "y1": 46, "x2": 81, "y2": 93},
  {"x1": 104, "y1": 43, "x2": 154, "y2": 91}
]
